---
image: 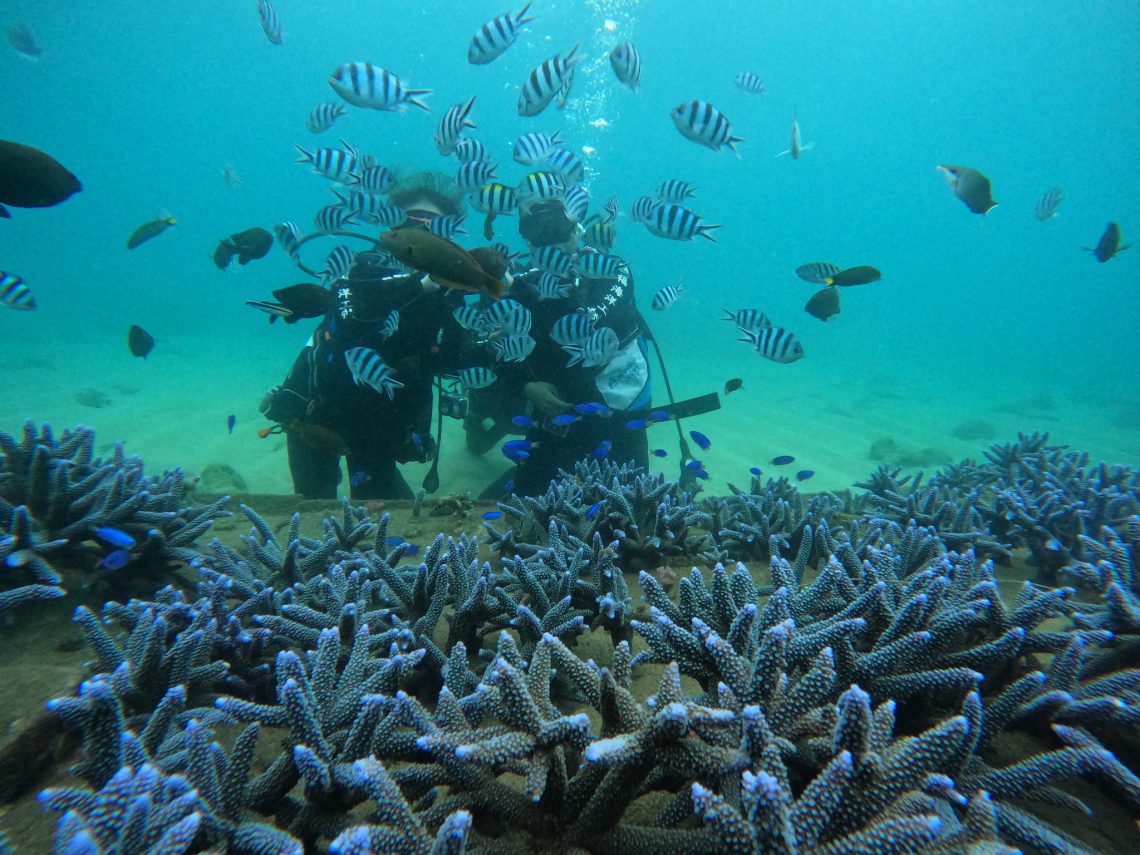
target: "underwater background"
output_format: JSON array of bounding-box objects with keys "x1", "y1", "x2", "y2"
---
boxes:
[{"x1": 2, "y1": 0, "x2": 1137, "y2": 495}]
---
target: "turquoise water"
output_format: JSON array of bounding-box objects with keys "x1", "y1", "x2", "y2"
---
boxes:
[{"x1": 3, "y1": 1, "x2": 1138, "y2": 494}]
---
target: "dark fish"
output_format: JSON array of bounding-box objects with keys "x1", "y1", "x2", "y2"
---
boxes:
[
  {"x1": 795, "y1": 469, "x2": 815, "y2": 481},
  {"x1": 230, "y1": 227, "x2": 274, "y2": 264},
  {"x1": 213, "y1": 240, "x2": 238, "y2": 270},
  {"x1": 1034, "y1": 187, "x2": 1062, "y2": 221},
  {"x1": 380, "y1": 228, "x2": 506, "y2": 299},
  {"x1": 586, "y1": 501, "x2": 602, "y2": 519},
  {"x1": 467, "y1": 246, "x2": 510, "y2": 280},
  {"x1": 795, "y1": 262, "x2": 841, "y2": 284},
  {"x1": 937, "y1": 165, "x2": 997, "y2": 215},
  {"x1": 7, "y1": 23, "x2": 41, "y2": 58},
  {"x1": 128, "y1": 325, "x2": 155, "y2": 358},
  {"x1": 690, "y1": 430, "x2": 711, "y2": 451},
  {"x1": 350, "y1": 471, "x2": 371, "y2": 488},
  {"x1": 804, "y1": 287, "x2": 840, "y2": 321},
  {"x1": 127, "y1": 216, "x2": 176, "y2": 249},
  {"x1": 270, "y1": 283, "x2": 332, "y2": 323},
  {"x1": 652, "y1": 448, "x2": 668, "y2": 457},
  {"x1": 0, "y1": 139, "x2": 82, "y2": 216},
  {"x1": 823, "y1": 266, "x2": 881, "y2": 287},
  {"x1": 624, "y1": 418, "x2": 648, "y2": 431},
  {"x1": 771, "y1": 455, "x2": 794, "y2": 465},
  {"x1": 724, "y1": 378, "x2": 743, "y2": 395},
  {"x1": 227, "y1": 414, "x2": 236, "y2": 434},
  {"x1": 749, "y1": 466, "x2": 761, "y2": 475},
  {"x1": 1085, "y1": 223, "x2": 1130, "y2": 263}
]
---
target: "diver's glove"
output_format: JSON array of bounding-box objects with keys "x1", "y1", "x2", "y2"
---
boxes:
[
  {"x1": 524, "y1": 381, "x2": 571, "y2": 416},
  {"x1": 259, "y1": 386, "x2": 309, "y2": 424}
]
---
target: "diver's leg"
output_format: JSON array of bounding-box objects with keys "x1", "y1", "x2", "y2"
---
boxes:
[
  {"x1": 287, "y1": 432, "x2": 340, "y2": 499},
  {"x1": 346, "y1": 449, "x2": 414, "y2": 500}
]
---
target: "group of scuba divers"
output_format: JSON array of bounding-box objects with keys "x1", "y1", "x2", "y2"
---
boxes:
[{"x1": 259, "y1": 171, "x2": 720, "y2": 502}]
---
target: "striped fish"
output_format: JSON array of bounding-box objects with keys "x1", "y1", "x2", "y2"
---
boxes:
[
  {"x1": 452, "y1": 305, "x2": 487, "y2": 332},
  {"x1": 345, "y1": 347, "x2": 405, "y2": 399},
  {"x1": 609, "y1": 42, "x2": 641, "y2": 92},
  {"x1": 430, "y1": 214, "x2": 467, "y2": 238},
  {"x1": 630, "y1": 196, "x2": 658, "y2": 223},
  {"x1": 456, "y1": 161, "x2": 497, "y2": 193},
  {"x1": 518, "y1": 171, "x2": 565, "y2": 203},
  {"x1": 256, "y1": 0, "x2": 282, "y2": 45},
  {"x1": 493, "y1": 334, "x2": 536, "y2": 363},
  {"x1": 306, "y1": 102, "x2": 347, "y2": 134},
  {"x1": 551, "y1": 312, "x2": 594, "y2": 347},
  {"x1": 329, "y1": 63, "x2": 430, "y2": 112},
  {"x1": 513, "y1": 130, "x2": 562, "y2": 165},
  {"x1": 741, "y1": 326, "x2": 804, "y2": 364},
  {"x1": 645, "y1": 203, "x2": 720, "y2": 242},
  {"x1": 575, "y1": 252, "x2": 626, "y2": 280},
  {"x1": 547, "y1": 147, "x2": 584, "y2": 184},
  {"x1": 562, "y1": 184, "x2": 589, "y2": 223},
  {"x1": 467, "y1": 3, "x2": 535, "y2": 65},
  {"x1": 458, "y1": 366, "x2": 497, "y2": 389},
  {"x1": 294, "y1": 144, "x2": 357, "y2": 183},
  {"x1": 483, "y1": 298, "x2": 532, "y2": 336},
  {"x1": 518, "y1": 45, "x2": 580, "y2": 118},
  {"x1": 537, "y1": 272, "x2": 571, "y2": 300},
  {"x1": 531, "y1": 245, "x2": 575, "y2": 278},
  {"x1": 360, "y1": 204, "x2": 407, "y2": 228},
  {"x1": 351, "y1": 165, "x2": 396, "y2": 194},
  {"x1": 435, "y1": 96, "x2": 476, "y2": 156},
  {"x1": 722, "y1": 308, "x2": 772, "y2": 333},
  {"x1": 491, "y1": 242, "x2": 524, "y2": 269},
  {"x1": 734, "y1": 71, "x2": 764, "y2": 94},
  {"x1": 379, "y1": 309, "x2": 399, "y2": 341},
  {"x1": 569, "y1": 326, "x2": 619, "y2": 367},
  {"x1": 601, "y1": 195, "x2": 620, "y2": 223},
  {"x1": 473, "y1": 183, "x2": 517, "y2": 214},
  {"x1": 315, "y1": 204, "x2": 355, "y2": 233},
  {"x1": 1034, "y1": 187, "x2": 1063, "y2": 222},
  {"x1": 0, "y1": 272, "x2": 34, "y2": 310},
  {"x1": 794, "y1": 262, "x2": 841, "y2": 284},
  {"x1": 274, "y1": 222, "x2": 303, "y2": 265},
  {"x1": 323, "y1": 245, "x2": 357, "y2": 284},
  {"x1": 583, "y1": 220, "x2": 615, "y2": 249},
  {"x1": 454, "y1": 137, "x2": 490, "y2": 164},
  {"x1": 656, "y1": 179, "x2": 696, "y2": 203},
  {"x1": 651, "y1": 281, "x2": 684, "y2": 311},
  {"x1": 671, "y1": 100, "x2": 743, "y2": 154}
]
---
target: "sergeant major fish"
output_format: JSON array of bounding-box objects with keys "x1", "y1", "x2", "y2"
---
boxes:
[
  {"x1": 741, "y1": 326, "x2": 804, "y2": 364},
  {"x1": 734, "y1": 71, "x2": 764, "y2": 93},
  {"x1": 0, "y1": 272, "x2": 35, "y2": 310},
  {"x1": 435, "y1": 97, "x2": 477, "y2": 156},
  {"x1": 1034, "y1": 187, "x2": 1063, "y2": 222},
  {"x1": 609, "y1": 42, "x2": 642, "y2": 92},
  {"x1": 468, "y1": 3, "x2": 535, "y2": 65},
  {"x1": 307, "y1": 102, "x2": 348, "y2": 134},
  {"x1": 329, "y1": 63, "x2": 430, "y2": 112},
  {"x1": 645, "y1": 204, "x2": 720, "y2": 242},
  {"x1": 345, "y1": 347, "x2": 405, "y2": 399},
  {"x1": 518, "y1": 45, "x2": 581, "y2": 118},
  {"x1": 671, "y1": 101, "x2": 742, "y2": 154},
  {"x1": 256, "y1": 0, "x2": 282, "y2": 45},
  {"x1": 651, "y1": 281, "x2": 684, "y2": 310}
]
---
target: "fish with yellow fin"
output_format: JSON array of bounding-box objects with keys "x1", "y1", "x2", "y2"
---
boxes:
[{"x1": 127, "y1": 214, "x2": 177, "y2": 249}]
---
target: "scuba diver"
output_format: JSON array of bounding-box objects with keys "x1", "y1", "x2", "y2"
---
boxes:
[{"x1": 259, "y1": 173, "x2": 472, "y2": 500}]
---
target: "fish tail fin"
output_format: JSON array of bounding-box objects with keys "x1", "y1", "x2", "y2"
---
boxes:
[
  {"x1": 697, "y1": 224, "x2": 721, "y2": 243},
  {"x1": 405, "y1": 89, "x2": 432, "y2": 112},
  {"x1": 727, "y1": 136, "x2": 744, "y2": 159},
  {"x1": 564, "y1": 43, "x2": 581, "y2": 66},
  {"x1": 516, "y1": 1, "x2": 535, "y2": 24},
  {"x1": 720, "y1": 308, "x2": 735, "y2": 322},
  {"x1": 823, "y1": 276, "x2": 835, "y2": 286},
  {"x1": 293, "y1": 143, "x2": 313, "y2": 163}
]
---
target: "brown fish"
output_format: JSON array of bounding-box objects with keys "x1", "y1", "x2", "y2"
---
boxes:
[
  {"x1": 213, "y1": 240, "x2": 238, "y2": 270},
  {"x1": 804, "y1": 287, "x2": 840, "y2": 321},
  {"x1": 246, "y1": 283, "x2": 332, "y2": 324},
  {"x1": 724, "y1": 378, "x2": 743, "y2": 395},
  {"x1": 230, "y1": 227, "x2": 274, "y2": 264},
  {"x1": 467, "y1": 246, "x2": 510, "y2": 280},
  {"x1": 379, "y1": 228, "x2": 505, "y2": 299},
  {"x1": 127, "y1": 324, "x2": 155, "y2": 358},
  {"x1": 0, "y1": 139, "x2": 82, "y2": 216},
  {"x1": 823, "y1": 266, "x2": 881, "y2": 287},
  {"x1": 937, "y1": 165, "x2": 997, "y2": 215},
  {"x1": 127, "y1": 216, "x2": 176, "y2": 249},
  {"x1": 1084, "y1": 222, "x2": 1130, "y2": 263}
]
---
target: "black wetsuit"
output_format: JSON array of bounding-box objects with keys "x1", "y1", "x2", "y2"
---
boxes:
[
  {"x1": 270, "y1": 258, "x2": 465, "y2": 499},
  {"x1": 499, "y1": 268, "x2": 652, "y2": 497}
]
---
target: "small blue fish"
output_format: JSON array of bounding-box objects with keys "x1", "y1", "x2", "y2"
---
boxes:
[
  {"x1": 350, "y1": 470, "x2": 371, "y2": 488},
  {"x1": 503, "y1": 479, "x2": 513, "y2": 493},
  {"x1": 99, "y1": 549, "x2": 131, "y2": 571},
  {"x1": 503, "y1": 439, "x2": 535, "y2": 451},
  {"x1": 624, "y1": 418, "x2": 648, "y2": 431},
  {"x1": 482, "y1": 510, "x2": 504, "y2": 520},
  {"x1": 586, "y1": 501, "x2": 602, "y2": 519},
  {"x1": 385, "y1": 536, "x2": 420, "y2": 556},
  {"x1": 551, "y1": 413, "x2": 579, "y2": 426},
  {"x1": 502, "y1": 446, "x2": 530, "y2": 462},
  {"x1": 684, "y1": 459, "x2": 703, "y2": 472},
  {"x1": 574, "y1": 402, "x2": 610, "y2": 417},
  {"x1": 649, "y1": 410, "x2": 669, "y2": 422},
  {"x1": 93, "y1": 527, "x2": 136, "y2": 549},
  {"x1": 689, "y1": 430, "x2": 711, "y2": 451},
  {"x1": 227, "y1": 414, "x2": 236, "y2": 434},
  {"x1": 749, "y1": 466, "x2": 762, "y2": 476},
  {"x1": 795, "y1": 469, "x2": 815, "y2": 482},
  {"x1": 591, "y1": 439, "x2": 612, "y2": 458},
  {"x1": 511, "y1": 414, "x2": 535, "y2": 428},
  {"x1": 411, "y1": 432, "x2": 424, "y2": 449},
  {"x1": 695, "y1": 468, "x2": 710, "y2": 480},
  {"x1": 652, "y1": 448, "x2": 668, "y2": 458},
  {"x1": 771, "y1": 455, "x2": 795, "y2": 466}
]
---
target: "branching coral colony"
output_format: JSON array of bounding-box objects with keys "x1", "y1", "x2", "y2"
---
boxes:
[{"x1": 2, "y1": 423, "x2": 1138, "y2": 854}]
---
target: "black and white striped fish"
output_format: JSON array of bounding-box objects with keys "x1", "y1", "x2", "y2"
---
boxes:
[
  {"x1": 518, "y1": 45, "x2": 580, "y2": 118},
  {"x1": 562, "y1": 184, "x2": 589, "y2": 223},
  {"x1": 473, "y1": 183, "x2": 517, "y2": 214},
  {"x1": 741, "y1": 326, "x2": 804, "y2": 364},
  {"x1": 256, "y1": 0, "x2": 282, "y2": 45},
  {"x1": 721, "y1": 308, "x2": 772, "y2": 333},
  {"x1": 483, "y1": 298, "x2": 532, "y2": 337},
  {"x1": 651, "y1": 281, "x2": 684, "y2": 311},
  {"x1": 430, "y1": 214, "x2": 467, "y2": 238},
  {"x1": 583, "y1": 220, "x2": 615, "y2": 249},
  {"x1": 379, "y1": 309, "x2": 399, "y2": 341},
  {"x1": 435, "y1": 97, "x2": 477, "y2": 156},
  {"x1": 657, "y1": 179, "x2": 696, "y2": 203},
  {"x1": 537, "y1": 272, "x2": 571, "y2": 300},
  {"x1": 513, "y1": 130, "x2": 562, "y2": 165},
  {"x1": 329, "y1": 63, "x2": 430, "y2": 112},
  {"x1": 551, "y1": 312, "x2": 594, "y2": 347},
  {"x1": 630, "y1": 196, "x2": 658, "y2": 223},
  {"x1": 575, "y1": 251, "x2": 626, "y2": 280},
  {"x1": 1034, "y1": 187, "x2": 1063, "y2": 222},
  {"x1": 294, "y1": 143, "x2": 358, "y2": 184},
  {"x1": 671, "y1": 100, "x2": 743, "y2": 154},
  {"x1": 272, "y1": 222, "x2": 302, "y2": 266},
  {"x1": 315, "y1": 204, "x2": 355, "y2": 233},
  {"x1": 492, "y1": 242, "x2": 524, "y2": 270},
  {"x1": 794, "y1": 262, "x2": 841, "y2": 284},
  {"x1": 734, "y1": 71, "x2": 764, "y2": 94},
  {"x1": 456, "y1": 161, "x2": 497, "y2": 193},
  {"x1": 547, "y1": 147, "x2": 584, "y2": 184},
  {"x1": 0, "y1": 272, "x2": 34, "y2": 310},
  {"x1": 454, "y1": 137, "x2": 490, "y2": 164},
  {"x1": 609, "y1": 42, "x2": 641, "y2": 92},
  {"x1": 518, "y1": 171, "x2": 565, "y2": 204},
  {"x1": 459, "y1": 366, "x2": 497, "y2": 389},
  {"x1": 531, "y1": 245, "x2": 575, "y2": 278},
  {"x1": 345, "y1": 347, "x2": 405, "y2": 399},
  {"x1": 645, "y1": 203, "x2": 720, "y2": 242},
  {"x1": 569, "y1": 326, "x2": 619, "y2": 367},
  {"x1": 323, "y1": 245, "x2": 357, "y2": 284},
  {"x1": 467, "y1": 3, "x2": 535, "y2": 65},
  {"x1": 351, "y1": 165, "x2": 396, "y2": 194},
  {"x1": 601, "y1": 195, "x2": 620, "y2": 223},
  {"x1": 307, "y1": 102, "x2": 347, "y2": 134},
  {"x1": 360, "y1": 204, "x2": 407, "y2": 228},
  {"x1": 493, "y1": 334, "x2": 536, "y2": 363},
  {"x1": 452, "y1": 304, "x2": 486, "y2": 332}
]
